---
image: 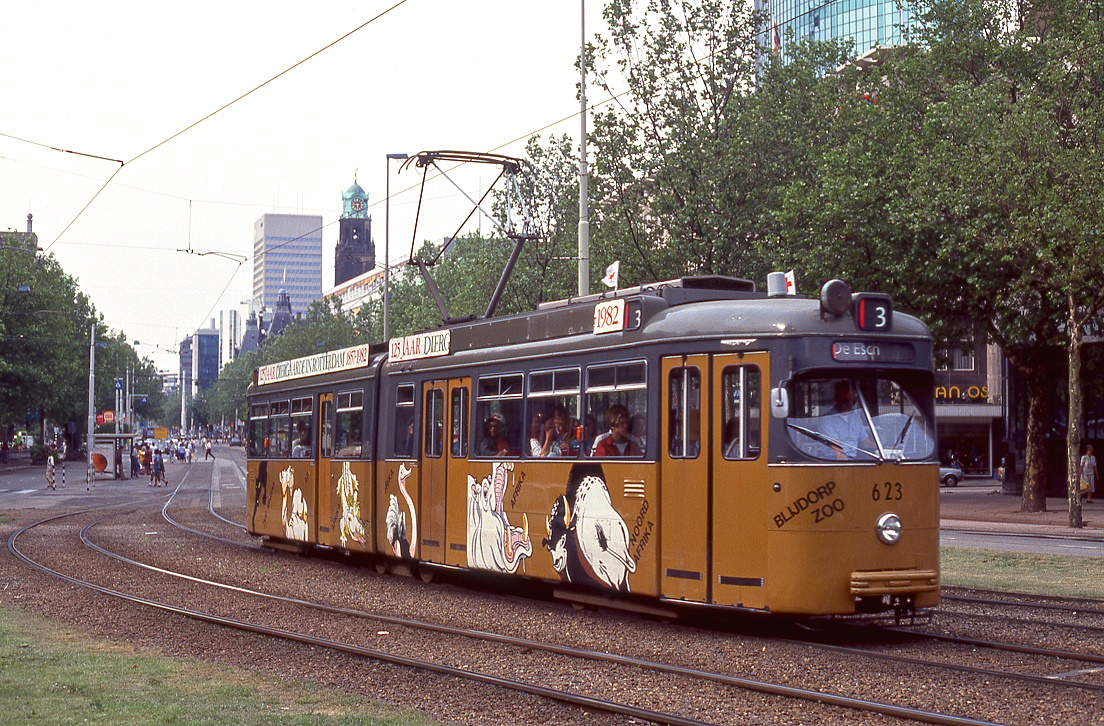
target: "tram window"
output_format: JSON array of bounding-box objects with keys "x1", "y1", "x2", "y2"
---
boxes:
[
  {"x1": 451, "y1": 387, "x2": 469, "y2": 457},
  {"x1": 248, "y1": 403, "x2": 269, "y2": 457},
  {"x1": 474, "y1": 374, "x2": 523, "y2": 458},
  {"x1": 527, "y1": 367, "x2": 582, "y2": 458},
  {"x1": 585, "y1": 361, "x2": 647, "y2": 458},
  {"x1": 786, "y1": 377, "x2": 935, "y2": 462},
  {"x1": 291, "y1": 397, "x2": 313, "y2": 458},
  {"x1": 425, "y1": 388, "x2": 445, "y2": 458},
  {"x1": 271, "y1": 400, "x2": 291, "y2": 458},
  {"x1": 334, "y1": 390, "x2": 363, "y2": 458},
  {"x1": 668, "y1": 368, "x2": 701, "y2": 458},
  {"x1": 393, "y1": 384, "x2": 416, "y2": 459},
  {"x1": 721, "y1": 366, "x2": 761, "y2": 460},
  {"x1": 320, "y1": 397, "x2": 334, "y2": 458}
]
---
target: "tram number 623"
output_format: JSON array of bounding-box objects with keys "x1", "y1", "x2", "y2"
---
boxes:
[{"x1": 871, "y1": 481, "x2": 903, "y2": 502}]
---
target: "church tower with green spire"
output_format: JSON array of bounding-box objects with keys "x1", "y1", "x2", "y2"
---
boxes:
[{"x1": 335, "y1": 174, "x2": 374, "y2": 286}]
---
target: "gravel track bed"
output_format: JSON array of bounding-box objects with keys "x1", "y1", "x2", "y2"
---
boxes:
[{"x1": 2, "y1": 491, "x2": 1101, "y2": 724}]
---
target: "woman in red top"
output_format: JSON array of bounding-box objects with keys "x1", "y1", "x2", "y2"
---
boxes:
[{"x1": 593, "y1": 405, "x2": 643, "y2": 457}]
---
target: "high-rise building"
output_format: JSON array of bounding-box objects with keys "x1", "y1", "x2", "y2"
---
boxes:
[
  {"x1": 218, "y1": 308, "x2": 241, "y2": 371},
  {"x1": 179, "y1": 321, "x2": 221, "y2": 397},
  {"x1": 334, "y1": 178, "x2": 374, "y2": 287},
  {"x1": 253, "y1": 213, "x2": 323, "y2": 316},
  {"x1": 756, "y1": 0, "x2": 916, "y2": 62}
]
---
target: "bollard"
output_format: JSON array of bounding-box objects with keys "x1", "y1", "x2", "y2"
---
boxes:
[{"x1": 61, "y1": 463, "x2": 66, "y2": 488}]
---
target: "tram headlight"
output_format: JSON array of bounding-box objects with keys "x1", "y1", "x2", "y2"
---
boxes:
[{"x1": 876, "y1": 513, "x2": 903, "y2": 545}]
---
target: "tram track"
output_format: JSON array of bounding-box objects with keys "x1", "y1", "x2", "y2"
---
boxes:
[
  {"x1": 163, "y1": 464, "x2": 1103, "y2": 721},
  {"x1": 9, "y1": 497, "x2": 1007, "y2": 726},
  {"x1": 5, "y1": 458, "x2": 1099, "y2": 724}
]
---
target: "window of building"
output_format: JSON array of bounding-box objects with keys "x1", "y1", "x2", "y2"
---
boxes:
[{"x1": 952, "y1": 346, "x2": 975, "y2": 371}]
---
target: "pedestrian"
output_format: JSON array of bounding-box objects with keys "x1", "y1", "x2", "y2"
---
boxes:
[
  {"x1": 155, "y1": 448, "x2": 168, "y2": 486},
  {"x1": 204, "y1": 438, "x2": 213, "y2": 460},
  {"x1": 1080, "y1": 444, "x2": 1098, "y2": 504},
  {"x1": 45, "y1": 445, "x2": 57, "y2": 490}
]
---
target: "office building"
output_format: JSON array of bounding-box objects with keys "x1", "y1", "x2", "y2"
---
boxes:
[
  {"x1": 253, "y1": 214, "x2": 323, "y2": 316},
  {"x1": 219, "y1": 308, "x2": 241, "y2": 371},
  {"x1": 179, "y1": 321, "x2": 221, "y2": 397},
  {"x1": 756, "y1": 0, "x2": 916, "y2": 62}
]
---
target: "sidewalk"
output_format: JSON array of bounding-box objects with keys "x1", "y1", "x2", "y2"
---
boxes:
[{"x1": 940, "y1": 479, "x2": 1104, "y2": 540}]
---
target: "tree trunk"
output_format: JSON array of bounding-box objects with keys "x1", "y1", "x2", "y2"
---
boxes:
[
  {"x1": 1067, "y1": 300, "x2": 1084, "y2": 528},
  {"x1": 1021, "y1": 371, "x2": 1050, "y2": 513}
]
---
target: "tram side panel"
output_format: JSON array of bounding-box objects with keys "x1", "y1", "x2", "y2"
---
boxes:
[
  {"x1": 460, "y1": 458, "x2": 660, "y2": 596},
  {"x1": 246, "y1": 458, "x2": 317, "y2": 546}
]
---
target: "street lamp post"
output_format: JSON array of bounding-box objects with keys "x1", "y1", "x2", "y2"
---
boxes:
[{"x1": 384, "y1": 153, "x2": 408, "y2": 343}]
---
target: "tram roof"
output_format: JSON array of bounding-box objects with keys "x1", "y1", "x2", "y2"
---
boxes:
[{"x1": 250, "y1": 276, "x2": 932, "y2": 389}]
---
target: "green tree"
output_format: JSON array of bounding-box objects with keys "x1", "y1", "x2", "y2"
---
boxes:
[
  {"x1": 587, "y1": 0, "x2": 849, "y2": 287},
  {"x1": 0, "y1": 238, "x2": 96, "y2": 448},
  {"x1": 777, "y1": 0, "x2": 1104, "y2": 518}
]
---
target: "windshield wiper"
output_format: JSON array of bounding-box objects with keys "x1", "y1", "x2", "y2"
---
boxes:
[{"x1": 787, "y1": 422, "x2": 881, "y2": 461}]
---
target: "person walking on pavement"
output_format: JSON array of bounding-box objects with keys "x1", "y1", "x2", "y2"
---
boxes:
[
  {"x1": 1080, "y1": 444, "x2": 1098, "y2": 504},
  {"x1": 45, "y1": 445, "x2": 57, "y2": 490},
  {"x1": 204, "y1": 438, "x2": 213, "y2": 460}
]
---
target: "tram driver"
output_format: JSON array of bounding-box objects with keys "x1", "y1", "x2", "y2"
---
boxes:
[{"x1": 822, "y1": 380, "x2": 875, "y2": 460}]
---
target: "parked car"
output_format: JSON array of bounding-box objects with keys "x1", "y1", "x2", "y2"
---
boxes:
[
  {"x1": 940, "y1": 465, "x2": 963, "y2": 487},
  {"x1": 229, "y1": 437, "x2": 243, "y2": 447}
]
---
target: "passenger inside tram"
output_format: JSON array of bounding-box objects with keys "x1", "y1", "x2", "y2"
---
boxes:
[{"x1": 591, "y1": 404, "x2": 643, "y2": 457}]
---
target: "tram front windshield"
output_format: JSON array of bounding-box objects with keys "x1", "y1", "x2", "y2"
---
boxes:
[{"x1": 786, "y1": 376, "x2": 935, "y2": 462}]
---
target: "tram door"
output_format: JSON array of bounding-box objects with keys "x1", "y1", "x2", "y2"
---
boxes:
[
  {"x1": 710, "y1": 353, "x2": 770, "y2": 609},
  {"x1": 421, "y1": 378, "x2": 470, "y2": 566},
  {"x1": 660, "y1": 355, "x2": 711, "y2": 602},
  {"x1": 315, "y1": 393, "x2": 336, "y2": 547}
]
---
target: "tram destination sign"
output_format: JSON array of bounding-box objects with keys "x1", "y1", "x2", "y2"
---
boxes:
[
  {"x1": 831, "y1": 340, "x2": 914, "y2": 363},
  {"x1": 257, "y1": 344, "x2": 372, "y2": 386}
]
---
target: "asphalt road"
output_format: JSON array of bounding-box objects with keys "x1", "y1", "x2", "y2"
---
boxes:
[{"x1": 940, "y1": 530, "x2": 1104, "y2": 557}]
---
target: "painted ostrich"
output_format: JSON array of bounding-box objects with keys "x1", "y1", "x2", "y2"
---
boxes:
[{"x1": 386, "y1": 462, "x2": 417, "y2": 558}]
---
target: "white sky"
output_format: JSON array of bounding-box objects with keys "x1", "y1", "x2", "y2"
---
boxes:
[{"x1": 1, "y1": 1, "x2": 606, "y2": 372}]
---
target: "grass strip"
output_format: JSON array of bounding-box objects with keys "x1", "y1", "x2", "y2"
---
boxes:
[
  {"x1": 0, "y1": 605, "x2": 439, "y2": 725},
  {"x1": 940, "y1": 547, "x2": 1104, "y2": 599}
]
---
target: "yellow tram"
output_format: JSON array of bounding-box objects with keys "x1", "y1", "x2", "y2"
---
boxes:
[{"x1": 246, "y1": 275, "x2": 939, "y2": 618}]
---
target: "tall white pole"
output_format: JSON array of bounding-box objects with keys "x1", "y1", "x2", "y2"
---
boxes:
[
  {"x1": 384, "y1": 153, "x2": 408, "y2": 342},
  {"x1": 384, "y1": 158, "x2": 391, "y2": 342},
  {"x1": 578, "y1": 0, "x2": 590, "y2": 297},
  {"x1": 87, "y1": 323, "x2": 95, "y2": 489}
]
